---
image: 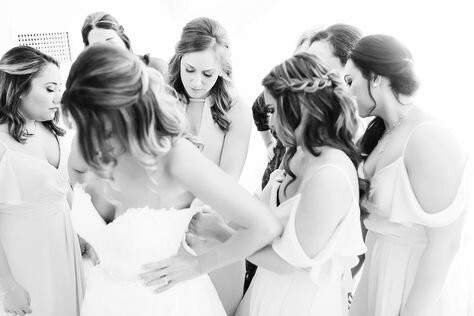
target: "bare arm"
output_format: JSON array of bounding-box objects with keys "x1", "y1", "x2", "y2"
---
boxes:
[
  {"x1": 168, "y1": 138, "x2": 282, "y2": 273},
  {"x1": 248, "y1": 166, "x2": 353, "y2": 273},
  {"x1": 219, "y1": 98, "x2": 252, "y2": 180},
  {"x1": 401, "y1": 125, "x2": 467, "y2": 316}
]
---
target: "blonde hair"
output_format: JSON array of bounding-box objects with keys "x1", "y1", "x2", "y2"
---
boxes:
[{"x1": 62, "y1": 44, "x2": 191, "y2": 178}]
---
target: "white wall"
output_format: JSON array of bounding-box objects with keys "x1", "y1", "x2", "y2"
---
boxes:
[{"x1": 2, "y1": 0, "x2": 473, "y2": 192}]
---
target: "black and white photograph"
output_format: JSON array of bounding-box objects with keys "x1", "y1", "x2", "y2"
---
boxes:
[{"x1": 0, "y1": 0, "x2": 473, "y2": 315}]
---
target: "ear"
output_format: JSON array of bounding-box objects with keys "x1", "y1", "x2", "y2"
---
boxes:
[{"x1": 371, "y1": 74, "x2": 382, "y2": 88}]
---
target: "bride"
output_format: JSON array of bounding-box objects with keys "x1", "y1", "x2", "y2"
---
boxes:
[{"x1": 62, "y1": 44, "x2": 281, "y2": 315}]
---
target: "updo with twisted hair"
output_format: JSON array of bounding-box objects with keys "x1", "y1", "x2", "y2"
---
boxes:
[
  {"x1": 62, "y1": 44, "x2": 188, "y2": 177},
  {"x1": 81, "y1": 12, "x2": 131, "y2": 49},
  {"x1": 351, "y1": 35, "x2": 419, "y2": 158},
  {"x1": 262, "y1": 52, "x2": 362, "y2": 192}
]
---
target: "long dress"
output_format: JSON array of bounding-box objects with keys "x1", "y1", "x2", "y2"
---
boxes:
[
  {"x1": 0, "y1": 139, "x2": 84, "y2": 315},
  {"x1": 245, "y1": 167, "x2": 366, "y2": 316},
  {"x1": 350, "y1": 123, "x2": 474, "y2": 316},
  {"x1": 190, "y1": 96, "x2": 246, "y2": 314},
  {"x1": 70, "y1": 184, "x2": 226, "y2": 316}
]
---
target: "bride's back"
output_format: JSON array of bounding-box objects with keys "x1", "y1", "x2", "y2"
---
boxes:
[{"x1": 106, "y1": 149, "x2": 194, "y2": 213}]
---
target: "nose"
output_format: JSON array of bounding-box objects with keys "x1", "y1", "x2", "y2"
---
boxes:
[
  {"x1": 53, "y1": 90, "x2": 62, "y2": 104},
  {"x1": 189, "y1": 76, "x2": 203, "y2": 90}
]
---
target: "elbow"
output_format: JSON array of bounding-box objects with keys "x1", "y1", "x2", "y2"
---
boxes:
[{"x1": 263, "y1": 219, "x2": 283, "y2": 242}]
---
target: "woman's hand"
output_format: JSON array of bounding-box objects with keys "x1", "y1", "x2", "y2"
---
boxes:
[
  {"x1": 188, "y1": 210, "x2": 233, "y2": 242},
  {"x1": 2, "y1": 278, "x2": 32, "y2": 315},
  {"x1": 140, "y1": 245, "x2": 201, "y2": 294}
]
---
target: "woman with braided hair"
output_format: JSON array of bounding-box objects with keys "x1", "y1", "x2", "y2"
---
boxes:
[{"x1": 234, "y1": 52, "x2": 367, "y2": 316}]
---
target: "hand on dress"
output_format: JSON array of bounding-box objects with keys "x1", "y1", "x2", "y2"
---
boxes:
[
  {"x1": 140, "y1": 244, "x2": 201, "y2": 294},
  {"x1": 188, "y1": 210, "x2": 232, "y2": 242},
  {"x1": 3, "y1": 280, "x2": 32, "y2": 315}
]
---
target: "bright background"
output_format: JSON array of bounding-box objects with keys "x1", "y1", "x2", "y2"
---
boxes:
[{"x1": 2, "y1": 0, "x2": 473, "y2": 192}]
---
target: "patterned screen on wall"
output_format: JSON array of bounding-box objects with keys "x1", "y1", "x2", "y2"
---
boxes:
[{"x1": 17, "y1": 32, "x2": 72, "y2": 64}]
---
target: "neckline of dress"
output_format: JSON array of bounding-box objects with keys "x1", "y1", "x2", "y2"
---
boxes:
[{"x1": 189, "y1": 97, "x2": 212, "y2": 108}]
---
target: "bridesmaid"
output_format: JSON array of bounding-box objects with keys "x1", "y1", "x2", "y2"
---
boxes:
[
  {"x1": 346, "y1": 35, "x2": 473, "y2": 316},
  {"x1": 81, "y1": 11, "x2": 168, "y2": 77},
  {"x1": 0, "y1": 46, "x2": 84, "y2": 315},
  {"x1": 246, "y1": 24, "x2": 364, "y2": 292},
  {"x1": 234, "y1": 53, "x2": 367, "y2": 315},
  {"x1": 168, "y1": 17, "x2": 252, "y2": 315}
]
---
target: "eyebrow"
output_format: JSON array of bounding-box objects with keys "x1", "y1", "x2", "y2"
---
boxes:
[{"x1": 184, "y1": 63, "x2": 215, "y2": 72}]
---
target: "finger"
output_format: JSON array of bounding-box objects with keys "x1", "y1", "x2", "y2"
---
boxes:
[
  {"x1": 142, "y1": 260, "x2": 170, "y2": 271},
  {"x1": 143, "y1": 273, "x2": 175, "y2": 287},
  {"x1": 153, "y1": 280, "x2": 175, "y2": 294},
  {"x1": 25, "y1": 307, "x2": 32, "y2": 314},
  {"x1": 140, "y1": 269, "x2": 167, "y2": 282},
  {"x1": 18, "y1": 311, "x2": 25, "y2": 316}
]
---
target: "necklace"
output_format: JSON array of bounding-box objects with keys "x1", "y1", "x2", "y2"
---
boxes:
[
  {"x1": 25, "y1": 121, "x2": 37, "y2": 136},
  {"x1": 375, "y1": 111, "x2": 410, "y2": 155}
]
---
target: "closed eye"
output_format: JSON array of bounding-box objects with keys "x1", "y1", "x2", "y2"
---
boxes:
[{"x1": 203, "y1": 71, "x2": 214, "y2": 78}]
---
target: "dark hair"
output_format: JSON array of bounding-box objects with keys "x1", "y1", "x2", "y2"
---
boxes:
[
  {"x1": 262, "y1": 53, "x2": 364, "y2": 195},
  {"x1": 350, "y1": 35, "x2": 419, "y2": 158},
  {"x1": 81, "y1": 12, "x2": 131, "y2": 50},
  {"x1": 308, "y1": 24, "x2": 362, "y2": 65},
  {"x1": 0, "y1": 46, "x2": 64, "y2": 143},
  {"x1": 61, "y1": 44, "x2": 188, "y2": 177},
  {"x1": 168, "y1": 17, "x2": 233, "y2": 132}
]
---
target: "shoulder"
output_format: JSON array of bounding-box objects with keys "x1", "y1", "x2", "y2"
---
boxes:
[
  {"x1": 164, "y1": 138, "x2": 202, "y2": 175},
  {"x1": 228, "y1": 95, "x2": 252, "y2": 125},
  {"x1": 404, "y1": 120, "x2": 465, "y2": 171},
  {"x1": 404, "y1": 120, "x2": 467, "y2": 214}
]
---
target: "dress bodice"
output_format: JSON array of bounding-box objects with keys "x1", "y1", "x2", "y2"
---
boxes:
[
  {"x1": 361, "y1": 122, "x2": 473, "y2": 244},
  {"x1": 71, "y1": 185, "x2": 197, "y2": 282},
  {"x1": 267, "y1": 168, "x2": 366, "y2": 290},
  {"x1": 0, "y1": 138, "x2": 69, "y2": 212}
]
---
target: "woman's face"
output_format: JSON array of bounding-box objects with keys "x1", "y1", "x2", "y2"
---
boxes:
[
  {"x1": 20, "y1": 63, "x2": 62, "y2": 122},
  {"x1": 306, "y1": 40, "x2": 343, "y2": 72},
  {"x1": 88, "y1": 27, "x2": 127, "y2": 48},
  {"x1": 344, "y1": 60, "x2": 374, "y2": 118},
  {"x1": 180, "y1": 48, "x2": 219, "y2": 99},
  {"x1": 263, "y1": 89, "x2": 277, "y2": 131}
]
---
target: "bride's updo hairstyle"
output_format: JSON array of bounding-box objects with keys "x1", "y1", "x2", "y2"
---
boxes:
[
  {"x1": 262, "y1": 53, "x2": 363, "y2": 194},
  {"x1": 62, "y1": 44, "x2": 188, "y2": 177}
]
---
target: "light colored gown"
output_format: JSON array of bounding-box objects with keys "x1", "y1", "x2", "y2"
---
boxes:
[
  {"x1": 0, "y1": 138, "x2": 84, "y2": 316},
  {"x1": 71, "y1": 184, "x2": 226, "y2": 316},
  {"x1": 350, "y1": 122, "x2": 474, "y2": 316},
  {"x1": 245, "y1": 167, "x2": 366, "y2": 316},
  {"x1": 189, "y1": 97, "x2": 246, "y2": 314}
]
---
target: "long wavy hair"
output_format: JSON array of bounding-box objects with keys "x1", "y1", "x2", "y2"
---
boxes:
[
  {"x1": 61, "y1": 44, "x2": 189, "y2": 178},
  {"x1": 0, "y1": 46, "x2": 64, "y2": 143},
  {"x1": 81, "y1": 12, "x2": 132, "y2": 49},
  {"x1": 262, "y1": 52, "x2": 367, "y2": 197},
  {"x1": 168, "y1": 17, "x2": 233, "y2": 132},
  {"x1": 350, "y1": 35, "x2": 419, "y2": 159}
]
